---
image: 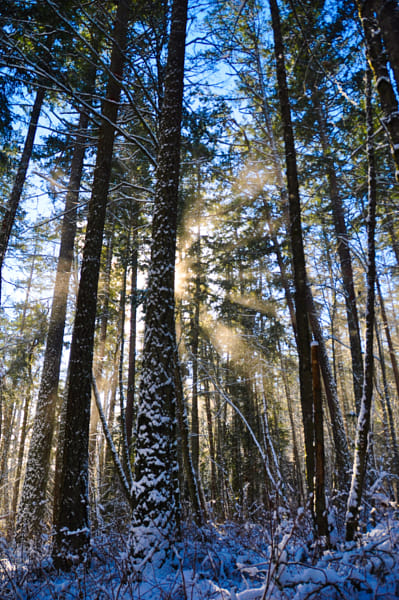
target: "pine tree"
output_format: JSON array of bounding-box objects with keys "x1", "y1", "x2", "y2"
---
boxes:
[
  {"x1": 52, "y1": 0, "x2": 130, "y2": 568},
  {"x1": 130, "y1": 0, "x2": 188, "y2": 566}
]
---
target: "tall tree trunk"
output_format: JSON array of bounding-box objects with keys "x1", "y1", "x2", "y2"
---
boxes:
[
  {"x1": 376, "y1": 275, "x2": 399, "y2": 400},
  {"x1": 89, "y1": 217, "x2": 116, "y2": 460},
  {"x1": 373, "y1": 0, "x2": 399, "y2": 93},
  {"x1": 0, "y1": 85, "x2": 45, "y2": 307},
  {"x1": 52, "y1": 0, "x2": 130, "y2": 569},
  {"x1": 16, "y1": 107, "x2": 92, "y2": 543},
  {"x1": 357, "y1": 0, "x2": 399, "y2": 181},
  {"x1": 316, "y1": 101, "x2": 364, "y2": 413},
  {"x1": 130, "y1": 0, "x2": 188, "y2": 566},
  {"x1": 306, "y1": 286, "x2": 351, "y2": 490},
  {"x1": 126, "y1": 205, "x2": 139, "y2": 448},
  {"x1": 190, "y1": 222, "x2": 201, "y2": 477},
  {"x1": 269, "y1": 0, "x2": 314, "y2": 494},
  {"x1": 346, "y1": 69, "x2": 377, "y2": 541},
  {"x1": 312, "y1": 342, "x2": 329, "y2": 542},
  {"x1": 374, "y1": 320, "x2": 399, "y2": 492},
  {"x1": 202, "y1": 360, "x2": 217, "y2": 510}
]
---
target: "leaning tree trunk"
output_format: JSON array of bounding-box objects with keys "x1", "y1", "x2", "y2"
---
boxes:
[
  {"x1": 269, "y1": 0, "x2": 314, "y2": 494},
  {"x1": 52, "y1": 0, "x2": 130, "y2": 569},
  {"x1": 130, "y1": 0, "x2": 188, "y2": 566},
  {"x1": 0, "y1": 85, "x2": 45, "y2": 307},
  {"x1": 346, "y1": 69, "x2": 377, "y2": 541}
]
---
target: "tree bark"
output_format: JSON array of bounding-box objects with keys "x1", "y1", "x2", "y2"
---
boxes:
[
  {"x1": 52, "y1": 0, "x2": 130, "y2": 569},
  {"x1": 16, "y1": 107, "x2": 92, "y2": 544},
  {"x1": 357, "y1": 0, "x2": 399, "y2": 181},
  {"x1": 373, "y1": 0, "x2": 399, "y2": 93},
  {"x1": 126, "y1": 206, "x2": 139, "y2": 448},
  {"x1": 0, "y1": 85, "x2": 45, "y2": 307},
  {"x1": 346, "y1": 69, "x2": 377, "y2": 541},
  {"x1": 130, "y1": 0, "x2": 188, "y2": 566},
  {"x1": 269, "y1": 0, "x2": 314, "y2": 495},
  {"x1": 312, "y1": 342, "x2": 329, "y2": 542},
  {"x1": 315, "y1": 101, "x2": 364, "y2": 413}
]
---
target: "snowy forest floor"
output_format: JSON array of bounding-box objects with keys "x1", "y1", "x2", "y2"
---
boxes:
[{"x1": 2, "y1": 502, "x2": 399, "y2": 600}]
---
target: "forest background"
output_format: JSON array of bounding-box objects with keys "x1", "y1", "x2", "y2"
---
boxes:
[{"x1": 1, "y1": 0, "x2": 399, "y2": 595}]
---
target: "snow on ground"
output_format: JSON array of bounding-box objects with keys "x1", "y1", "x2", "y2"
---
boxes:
[{"x1": 1, "y1": 505, "x2": 399, "y2": 599}]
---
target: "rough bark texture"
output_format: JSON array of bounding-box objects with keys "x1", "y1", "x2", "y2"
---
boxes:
[
  {"x1": 346, "y1": 70, "x2": 377, "y2": 541},
  {"x1": 357, "y1": 0, "x2": 399, "y2": 181},
  {"x1": 130, "y1": 0, "x2": 188, "y2": 566},
  {"x1": 126, "y1": 208, "x2": 139, "y2": 447},
  {"x1": 52, "y1": 0, "x2": 129, "y2": 569},
  {"x1": 15, "y1": 108, "x2": 91, "y2": 544},
  {"x1": 0, "y1": 85, "x2": 45, "y2": 307},
  {"x1": 269, "y1": 0, "x2": 314, "y2": 494},
  {"x1": 312, "y1": 343, "x2": 329, "y2": 542},
  {"x1": 373, "y1": 0, "x2": 399, "y2": 93}
]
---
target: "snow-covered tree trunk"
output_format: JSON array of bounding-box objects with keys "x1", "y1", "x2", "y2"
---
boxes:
[
  {"x1": 346, "y1": 69, "x2": 377, "y2": 541},
  {"x1": 130, "y1": 0, "x2": 188, "y2": 567},
  {"x1": 52, "y1": 0, "x2": 130, "y2": 569}
]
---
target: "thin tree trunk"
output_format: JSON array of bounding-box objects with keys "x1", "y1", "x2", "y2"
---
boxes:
[
  {"x1": 117, "y1": 263, "x2": 134, "y2": 489},
  {"x1": 306, "y1": 286, "x2": 351, "y2": 490},
  {"x1": 174, "y1": 343, "x2": 205, "y2": 526},
  {"x1": 346, "y1": 69, "x2": 377, "y2": 541},
  {"x1": 376, "y1": 275, "x2": 399, "y2": 400},
  {"x1": 52, "y1": 0, "x2": 130, "y2": 569},
  {"x1": 203, "y1": 365, "x2": 217, "y2": 509},
  {"x1": 312, "y1": 342, "x2": 329, "y2": 542},
  {"x1": 374, "y1": 320, "x2": 399, "y2": 494},
  {"x1": 269, "y1": 0, "x2": 314, "y2": 495},
  {"x1": 89, "y1": 218, "x2": 116, "y2": 460},
  {"x1": 316, "y1": 101, "x2": 364, "y2": 413},
  {"x1": 125, "y1": 205, "x2": 139, "y2": 448},
  {"x1": 0, "y1": 85, "x2": 45, "y2": 306}
]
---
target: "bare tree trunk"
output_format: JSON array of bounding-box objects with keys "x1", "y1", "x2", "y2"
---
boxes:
[
  {"x1": 374, "y1": 320, "x2": 399, "y2": 494},
  {"x1": 269, "y1": 0, "x2": 314, "y2": 494},
  {"x1": 126, "y1": 205, "x2": 139, "y2": 447},
  {"x1": 52, "y1": 0, "x2": 130, "y2": 569},
  {"x1": 0, "y1": 85, "x2": 45, "y2": 306},
  {"x1": 315, "y1": 101, "x2": 364, "y2": 413},
  {"x1": 346, "y1": 69, "x2": 377, "y2": 541},
  {"x1": 357, "y1": 0, "x2": 399, "y2": 181},
  {"x1": 16, "y1": 106, "x2": 92, "y2": 544},
  {"x1": 376, "y1": 275, "x2": 399, "y2": 400},
  {"x1": 373, "y1": 0, "x2": 399, "y2": 93},
  {"x1": 312, "y1": 342, "x2": 329, "y2": 543},
  {"x1": 306, "y1": 286, "x2": 351, "y2": 491}
]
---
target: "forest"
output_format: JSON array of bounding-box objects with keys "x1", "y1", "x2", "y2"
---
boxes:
[{"x1": 1, "y1": 0, "x2": 399, "y2": 598}]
